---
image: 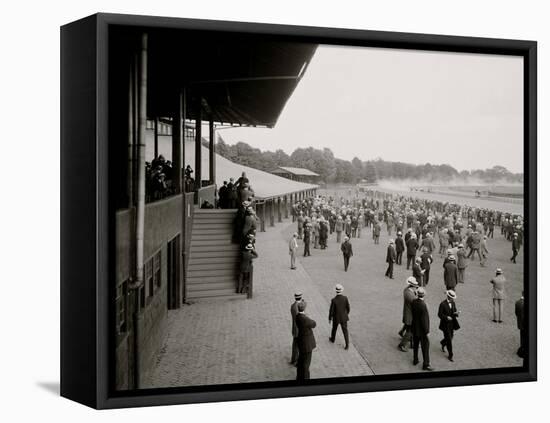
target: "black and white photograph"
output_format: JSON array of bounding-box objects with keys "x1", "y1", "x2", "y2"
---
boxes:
[{"x1": 110, "y1": 23, "x2": 529, "y2": 391}]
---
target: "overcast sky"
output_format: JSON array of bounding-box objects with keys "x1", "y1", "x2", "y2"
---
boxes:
[{"x1": 219, "y1": 45, "x2": 524, "y2": 173}]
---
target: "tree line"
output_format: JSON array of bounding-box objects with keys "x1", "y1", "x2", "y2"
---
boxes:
[{"x1": 215, "y1": 138, "x2": 523, "y2": 184}]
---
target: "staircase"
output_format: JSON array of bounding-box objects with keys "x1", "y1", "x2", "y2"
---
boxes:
[{"x1": 186, "y1": 209, "x2": 247, "y2": 300}]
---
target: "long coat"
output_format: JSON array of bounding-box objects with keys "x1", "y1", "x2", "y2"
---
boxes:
[
  {"x1": 296, "y1": 313, "x2": 317, "y2": 353},
  {"x1": 491, "y1": 275, "x2": 506, "y2": 300},
  {"x1": 443, "y1": 261, "x2": 458, "y2": 289},
  {"x1": 240, "y1": 250, "x2": 258, "y2": 272},
  {"x1": 406, "y1": 238, "x2": 418, "y2": 255},
  {"x1": 329, "y1": 295, "x2": 350, "y2": 324},
  {"x1": 341, "y1": 241, "x2": 353, "y2": 257},
  {"x1": 456, "y1": 248, "x2": 468, "y2": 269},
  {"x1": 291, "y1": 301, "x2": 300, "y2": 337},
  {"x1": 395, "y1": 237, "x2": 405, "y2": 253},
  {"x1": 402, "y1": 287, "x2": 417, "y2": 325},
  {"x1": 386, "y1": 245, "x2": 397, "y2": 263},
  {"x1": 411, "y1": 298, "x2": 430, "y2": 336}
]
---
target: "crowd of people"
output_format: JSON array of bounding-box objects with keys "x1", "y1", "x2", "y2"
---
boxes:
[
  {"x1": 145, "y1": 155, "x2": 196, "y2": 202},
  {"x1": 285, "y1": 189, "x2": 525, "y2": 379},
  {"x1": 218, "y1": 172, "x2": 256, "y2": 209}
]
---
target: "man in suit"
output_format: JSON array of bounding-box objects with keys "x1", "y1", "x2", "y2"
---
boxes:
[
  {"x1": 515, "y1": 292, "x2": 525, "y2": 358},
  {"x1": 290, "y1": 292, "x2": 304, "y2": 365},
  {"x1": 491, "y1": 268, "x2": 506, "y2": 323},
  {"x1": 411, "y1": 287, "x2": 433, "y2": 371},
  {"x1": 412, "y1": 256, "x2": 425, "y2": 286},
  {"x1": 511, "y1": 232, "x2": 520, "y2": 263},
  {"x1": 303, "y1": 222, "x2": 312, "y2": 257},
  {"x1": 237, "y1": 244, "x2": 258, "y2": 294},
  {"x1": 385, "y1": 239, "x2": 397, "y2": 279},
  {"x1": 444, "y1": 255, "x2": 458, "y2": 291},
  {"x1": 398, "y1": 276, "x2": 419, "y2": 352},
  {"x1": 406, "y1": 233, "x2": 418, "y2": 270},
  {"x1": 395, "y1": 231, "x2": 405, "y2": 265},
  {"x1": 341, "y1": 236, "x2": 353, "y2": 272},
  {"x1": 419, "y1": 247, "x2": 433, "y2": 286},
  {"x1": 438, "y1": 290, "x2": 460, "y2": 362},
  {"x1": 456, "y1": 244, "x2": 468, "y2": 283},
  {"x1": 329, "y1": 284, "x2": 351, "y2": 350},
  {"x1": 289, "y1": 232, "x2": 299, "y2": 270},
  {"x1": 296, "y1": 301, "x2": 317, "y2": 380}
]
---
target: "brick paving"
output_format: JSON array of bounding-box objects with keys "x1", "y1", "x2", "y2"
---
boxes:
[{"x1": 145, "y1": 218, "x2": 373, "y2": 389}]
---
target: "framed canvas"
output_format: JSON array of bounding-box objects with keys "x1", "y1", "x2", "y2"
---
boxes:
[{"x1": 60, "y1": 13, "x2": 537, "y2": 409}]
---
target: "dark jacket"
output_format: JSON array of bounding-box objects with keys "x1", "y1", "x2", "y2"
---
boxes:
[
  {"x1": 438, "y1": 300, "x2": 460, "y2": 332},
  {"x1": 412, "y1": 263, "x2": 423, "y2": 284},
  {"x1": 406, "y1": 238, "x2": 418, "y2": 255},
  {"x1": 443, "y1": 261, "x2": 458, "y2": 289},
  {"x1": 240, "y1": 249, "x2": 258, "y2": 272},
  {"x1": 296, "y1": 313, "x2": 317, "y2": 353},
  {"x1": 395, "y1": 237, "x2": 405, "y2": 253},
  {"x1": 341, "y1": 241, "x2": 353, "y2": 257},
  {"x1": 291, "y1": 301, "x2": 301, "y2": 338},
  {"x1": 420, "y1": 252, "x2": 433, "y2": 270},
  {"x1": 329, "y1": 295, "x2": 350, "y2": 324},
  {"x1": 515, "y1": 298, "x2": 524, "y2": 330},
  {"x1": 411, "y1": 298, "x2": 430, "y2": 336},
  {"x1": 402, "y1": 287, "x2": 417, "y2": 325},
  {"x1": 386, "y1": 245, "x2": 397, "y2": 263}
]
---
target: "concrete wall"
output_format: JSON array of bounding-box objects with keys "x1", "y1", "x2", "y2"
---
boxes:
[{"x1": 115, "y1": 195, "x2": 184, "y2": 390}]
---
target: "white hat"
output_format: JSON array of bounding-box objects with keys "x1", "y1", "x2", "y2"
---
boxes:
[
  {"x1": 407, "y1": 276, "x2": 419, "y2": 286},
  {"x1": 245, "y1": 243, "x2": 254, "y2": 250},
  {"x1": 335, "y1": 284, "x2": 344, "y2": 293},
  {"x1": 446, "y1": 290, "x2": 457, "y2": 299}
]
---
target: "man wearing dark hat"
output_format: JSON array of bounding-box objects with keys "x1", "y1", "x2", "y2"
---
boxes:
[
  {"x1": 411, "y1": 287, "x2": 433, "y2": 371},
  {"x1": 444, "y1": 255, "x2": 458, "y2": 291},
  {"x1": 385, "y1": 239, "x2": 397, "y2": 279},
  {"x1": 290, "y1": 292, "x2": 304, "y2": 365},
  {"x1": 398, "y1": 277, "x2": 418, "y2": 352},
  {"x1": 406, "y1": 233, "x2": 418, "y2": 270},
  {"x1": 438, "y1": 290, "x2": 460, "y2": 362},
  {"x1": 303, "y1": 222, "x2": 312, "y2": 257},
  {"x1": 329, "y1": 284, "x2": 351, "y2": 350},
  {"x1": 296, "y1": 301, "x2": 317, "y2": 380},
  {"x1": 341, "y1": 236, "x2": 353, "y2": 272}
]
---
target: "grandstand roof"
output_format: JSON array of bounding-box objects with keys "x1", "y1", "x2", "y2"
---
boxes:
[
  {"x1": 182, "y1": 140, "x2": 318, "y2": 199},
  {"x1": 272, "y1": 166, "x2": 320, "y2": 177}
]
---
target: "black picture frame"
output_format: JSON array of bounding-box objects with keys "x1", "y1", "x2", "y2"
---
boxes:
[{"x1": 61, "y1": 12, "x2": 537, "y2": 409}]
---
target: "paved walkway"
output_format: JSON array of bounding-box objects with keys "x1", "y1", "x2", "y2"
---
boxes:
[{"x1": 145, "y1": 218, "x2": 373, "y2": 389}]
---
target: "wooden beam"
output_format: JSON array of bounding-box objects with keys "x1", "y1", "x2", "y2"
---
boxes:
[
  {"x1": 195, "y1": 97, "x2": 202, "y2": 190},
  {"x1": 154, "y1": 117, "x2": 159, "y2": 159},
  {"x1": 209, "y1": 118, "x2": 215, "y2": 185},
  {"x1": 172, "y1": 94, "x2": 182, "y2": 194}
]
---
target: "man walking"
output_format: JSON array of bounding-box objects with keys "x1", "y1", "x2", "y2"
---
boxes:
[
  {"x1": 385, "y1": 239, "x2": 397, "y2": 279},
  {"x1": 290, "y1": 292, "x2": 303, "y2": 365},
  {"x1": 303, "y1": 223, "x2": 311, "y2": 257},
  {"x1": 406, "y1": 233, "x2": 418, "y2": 270},
  {"x1": 395, "y1": 231, "x2": 405, "y2": 265},
  {"x1": 341, "y1": 236, "x2": 353, "y2": 272},
  {"x1": 420, "y1": 247, "x2": 433, "y2": 286},
  {"x1": 296, "y1": 301, "x2": 317, "y2": 380},
  {"x1": 398, "y1": 277, "x2": 418, "y2": 352},
  {"x1": 329, "y1": 284, "x2": 351, "y2": 350},
  {"x1": 289, "y1": 233, "x2": 298, "y2": 270},
  {"x1": 412, "y1": 256, "x2": 425, "y2": 286},
  {"x1": 511, "y1": 233, "x2": 520, "y2": 263},
  {"x1": 438, "y1": 290, "x2": 460, "y2": 362},
  {"x1": 411, "y1": 287, "x2": 433, "y2": 371},
  {"x1": 456, "y1": 244, "x2": 468, "y2": 284}
]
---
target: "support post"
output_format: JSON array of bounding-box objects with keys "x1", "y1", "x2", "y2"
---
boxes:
[
  {"x1": 132, "y1": 32, "x2": 148, "y2": 390},
  {"x1": 195, "y1": 98, "x2": 202, "y2": 191},
  {"x1": 172, "y1": 94, "x2": 182, "y2": 194},
  {"x1": 284, "y1": 195, "x2": 289, "y2": 219},
  {"x1": 260, "y1": 202, "x2": 266, "y2": 232},
  {"x1": 209, "y1": 118, "x2": 216, "y2": 185},
  {"x1": 181, "y1": 88, "x2": 187, "y2": 304},
  {"x1": 154, "y1": 117, "x2": 159, "y2": 159},
  {"x1": 277, "y1": 197, "x2": 282, "y2": 223},
  {"x1": 269, "y1": 199, "x2": 275, "y2": 227},
  {"x1": 127, "y1": 63, "x2": 134, "y2": 208}
]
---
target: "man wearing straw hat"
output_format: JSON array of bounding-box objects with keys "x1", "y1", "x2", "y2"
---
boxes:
[
  {"x1": 444, "y1": 255, "x2": 458, "y2": 291},
  {"x1": 329, "y1": 284, "x2": 351, "y2": 350},
  {"x1": 289, "y1": 291, "x2": 304, "y2": 366},
  {"x1": 289, "y1": 233, "x2": 299, "y2": 270},
  {"x1": 398, "y1": 276, "x2": 419, "y2": 352},
  {"x1": 490, "y1": 268, "x2": 506, "y2": 323},
  {"x1": 438, "y1": 290, "x2": 460, "y2": 362}
]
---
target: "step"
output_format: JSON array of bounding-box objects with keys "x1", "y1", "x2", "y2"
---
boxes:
[
  {"x1": 190, "y1": 239, "x2": 236, "y2": 247},
  {"x1": 187, "y1": 275, "x2": 236, "y2": 284},
  {"x1": 187, "y1": 267, "x2": 238, "y2": 277},
  {"x1": 194, "y1": 210, "x2": 238, "y2": 215},
  {"x1": 190, "y1": 252, "x2": 240, "y2": 261},
  {"x1": 188, "y1": 256, "x2": 239, "y2": 265},
  {"x1": 191, "y1": 230, "x2": 234, "y2": 237},
  {"x1": 188, "y1": 263, "x2": 238, "y2": 272},
  {"x1": 192, "y1": 223, "x2": 234, "y2": 229},
  {"x1": 187, "y1": 281, "x2": 236, "y2": 291},
  {"x1": 193, "y1": 214, "x2": 236, "y2": 220},
  {"x1": 187, "y1": 292, "x2": 248, "y2": 301},
  {"x1": 190, "y1": 245, "x2": 240, "y2": 253},
  {"x1": 187, "y1": 289, "x2": 246, "y2": 299}
]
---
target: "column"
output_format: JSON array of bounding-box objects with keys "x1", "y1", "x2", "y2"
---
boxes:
[
  {"x1": 171, "y1": 94, "x2": 182, "y2": 194},
  {"x1": 195, "y1": 98, "x2": 202, "y2": 190},
  {"x1": 269, "y1": 199, "x2": 275, "y2": 227},
  {"x1": 277, "y1": 197, "x2": 282, "y2": 223},
  {"x1": 154, "y1": 117, "x2": 159, "y2": 159},
  {"x1": 209, "y1": 118, "x2": 216, "y2": 185}
]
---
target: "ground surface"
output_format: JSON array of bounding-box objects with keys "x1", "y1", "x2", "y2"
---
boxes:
[{"x1": 146, "y1": 192, "x2": 523, "y2": 388}]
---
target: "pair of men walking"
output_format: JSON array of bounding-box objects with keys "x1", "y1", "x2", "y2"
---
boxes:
[{"x1": 290, "y1": 284, "x2": 351, "y2": 381}]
